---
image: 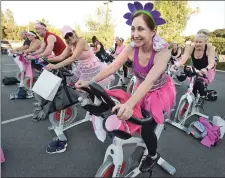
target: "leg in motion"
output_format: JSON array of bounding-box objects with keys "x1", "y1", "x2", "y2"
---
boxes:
[{"x1": 140, "y1": 121, "x2": 160, "y2": 172}]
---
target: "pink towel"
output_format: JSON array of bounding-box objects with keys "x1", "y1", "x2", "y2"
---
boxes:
[
  {"x1": 105, "y1": 89, "x2": 143, "y2": 134},
  {"x1": 1, "y1": 147, "x2": 5, "y2": 163},
  {"x1": 200, "y1": 117, "x2": 221, "y2": 148}
]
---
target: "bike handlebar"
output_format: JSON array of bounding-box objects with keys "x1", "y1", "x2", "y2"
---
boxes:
[
  {"x1": 184, "y1": 66, "x2": 207, "y2": 79},
  {"x1": 81, "y1": 82, "x2": 153, "y2": 126}
]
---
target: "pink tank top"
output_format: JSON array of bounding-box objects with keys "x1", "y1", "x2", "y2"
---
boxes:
[
  {"x1": 115, "y1": 44, "x2": 126, "y2": 55},
  {"x1": 133, "y1": 47, "x2": 168, "y2": 91}
]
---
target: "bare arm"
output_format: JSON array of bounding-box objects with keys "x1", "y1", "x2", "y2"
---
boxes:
[
  {"x1": 36, "y1": 35, "x2": 56, "y2": 57},
  {"x1": 178, "y1": 45, "x2": 194, "y2": 66},
  {"x1": 48, "y1": 46, "x2": 71, "y2": 62},
  {"x1": 206, "y1": 43, "x2": 216, "y2": 69},
  {"x1": 23, "y1": 40, "x2": 41, "y2": 54},
  {"x1": 92, "y1": 46, "x2": 131, "y2": 82},
  {"x1": 126, "y1": 49, "x2": 171, "y2": 108},
  {"x1": 54, "y1": 38, "x2": 85, "y2": 69},
  {"x1": 15, "y1": 45, "x2": 29, "y2": 52},
  {"x1": 31, "y1": 42, "x2": 46, "y2": 55}
]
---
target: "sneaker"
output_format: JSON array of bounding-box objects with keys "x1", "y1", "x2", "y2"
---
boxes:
[
  {"x1": 139, "y1": 153, "x2": 160, "y2": 173},
  {"x1": 46, "y1": 139, "x2": 68, "y2": 154}
]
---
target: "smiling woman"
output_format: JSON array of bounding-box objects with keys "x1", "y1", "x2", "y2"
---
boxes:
[{"x1": 75, "y1": 1, "x2": 176, "y2": 172}]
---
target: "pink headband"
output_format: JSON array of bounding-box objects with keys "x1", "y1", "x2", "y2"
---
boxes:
[
  {"x1": 35, "y1": 23, "x2": 47, "y2": 30},
  {"x1": 61, "y1": 25, "x2": 74, "y2": 38},
  {"x1": 152, "y1": 34, "x2": 169, "y2": 51}
]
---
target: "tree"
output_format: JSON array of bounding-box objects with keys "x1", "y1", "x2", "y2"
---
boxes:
[
  {"x1": 210, "y1": 28, "x2": 225, "y2": 38},
  {"x1": 209, "y1": 37, "x2": 225, "y2": 54},
  {"x1": 84, "y1": 3, "x2": 115, "y2": 48},
  {"x1": 1, "y1": 10, "x2": 7, "y2": 39},
  {"x1": 1, "y1": 9, "x2": 17, "y2": 40},
  {"x1": 183, "y1": 35, "x2": 195, "y2": 42},
  {"x1": 154, "y1": 1, "x2": 198, "y2": 44}
]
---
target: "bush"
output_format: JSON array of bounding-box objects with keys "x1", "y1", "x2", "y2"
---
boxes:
[{"x1": 216, "y1": 62, "x2": 225, "y2": 71}]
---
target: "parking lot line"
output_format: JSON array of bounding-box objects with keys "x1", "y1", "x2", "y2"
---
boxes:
[
  {"x1": 2, "y1": 70, "x2": 19, "y2": 73},
  {"x1": 1, "y1": 114, "x2": 33, "y2": 125},
  {"x1": 4, "y1": 64, "x2": 17, "y2": 66}
]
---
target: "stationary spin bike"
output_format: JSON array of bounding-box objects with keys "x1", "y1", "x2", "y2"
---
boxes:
[
  {"x1": 46, "y1": 68, "x2": 111, "y2": 141},
  {"x1": 166, "y1": 66, "x2": 209, "y2": 133},
  {"x1": 166, "y1": 56, "x2": 181, "y2": 86},
  {"x1": 78, "y1": 82, "x2": 176, "y2": 177}
]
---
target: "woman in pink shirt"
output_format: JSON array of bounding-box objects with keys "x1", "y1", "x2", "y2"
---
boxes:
[
  {"x1": 113, "y1": 37, "x2": 128, "y2": 85},
  {"x1": 114, "y1": 37, "x2": 126, "y2": 57}
]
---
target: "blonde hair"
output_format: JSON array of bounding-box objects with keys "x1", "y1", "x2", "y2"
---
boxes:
[{"x1": 195, "y1": 29, "x2": 210, "y2": 41}]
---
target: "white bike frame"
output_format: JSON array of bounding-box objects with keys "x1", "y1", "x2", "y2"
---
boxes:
[
  {"x1": 166, "y1": 75, "x2": 209, "y2": 133},
  {"x1": 99, "y1": 122, "x2": 176, "y2": 177},
  {"x1": 166, "y1": 59, "x2": 181, "y2": 86}
]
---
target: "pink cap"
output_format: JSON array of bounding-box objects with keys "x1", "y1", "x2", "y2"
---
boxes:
[{"x1": 61, "y1": 25, "x2": 73, "y2": 38}]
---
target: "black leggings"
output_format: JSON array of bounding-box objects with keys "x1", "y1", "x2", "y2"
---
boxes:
[
  {"x1": 141, "y1": 121, "x2": 157, "y2": 156},
  {"x1": 123, "y1": 65, "x2": 128, "y2": 78},
  {"x1": 193, "y1": 78, "x2": 207, "y2": 96}
]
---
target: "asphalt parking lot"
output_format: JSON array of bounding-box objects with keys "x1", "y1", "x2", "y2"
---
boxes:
[{"x1": 1, "y1": 54, "x2": 225, "y2": 177}]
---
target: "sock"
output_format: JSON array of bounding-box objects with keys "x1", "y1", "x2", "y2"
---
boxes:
[{"x1": 150, "y1": 153, "x2": 158, "y2": 160}]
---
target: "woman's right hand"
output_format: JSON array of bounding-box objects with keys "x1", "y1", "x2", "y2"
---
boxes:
[
  {"x1": 75, "y1": 80, "x2": 90, "y2": 89},
  {"x1": 39, "y1": 58, "x2": 44, "y2": 63}
]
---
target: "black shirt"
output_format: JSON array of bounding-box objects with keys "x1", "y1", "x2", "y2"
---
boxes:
[
  {"x1": 23, "y1": 38, "x2": 31, "y2": 46},
  {"x1": 191, "y1": 45, "x2": 208, "y2": 70}
]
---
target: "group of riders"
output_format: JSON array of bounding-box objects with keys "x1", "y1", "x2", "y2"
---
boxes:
[{"x1": 7, "y1": 1, "x2": 219, "y2": 173}]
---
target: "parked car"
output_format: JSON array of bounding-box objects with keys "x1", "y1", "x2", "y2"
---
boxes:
[{"x1": 1, "y1": 40, "x2": 11, "y2": 54}]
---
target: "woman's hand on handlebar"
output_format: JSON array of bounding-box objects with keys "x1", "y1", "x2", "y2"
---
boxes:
[
  {"x1": 26, "y1": 54, "x2": 36, "y2": 60},
  {"x1": 39, "y1": 58, "x2": 44, "y2": 63},
  {"x1": 45, "y1": 64, "x2": 56, "y2": 71},
  {"x1": 75, "y1": 80, "x2": 90, "y2": 89},
  {"x1": 112, "y1": 103, "x2": 134, "y2": 121},
  {"x1": 199, "y1": 68, "x2": 208, "y2": 76}
]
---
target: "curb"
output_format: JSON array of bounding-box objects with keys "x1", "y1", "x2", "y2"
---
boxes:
[{"x1": 216, "y1": 70, "x2": 225, "y2": 73}]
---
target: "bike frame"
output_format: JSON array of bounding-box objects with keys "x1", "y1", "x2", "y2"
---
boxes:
[
  {"x1": 101, "y1": 123, "x2": 176, "y2": 177},
  {"x1": 166, "y1": 75, "x2": 209, "y2": 133}
]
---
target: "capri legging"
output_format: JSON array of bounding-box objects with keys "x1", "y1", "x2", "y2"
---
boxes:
[{"x1": 141, "y1": 120, "x2": 157, "y2": 156}]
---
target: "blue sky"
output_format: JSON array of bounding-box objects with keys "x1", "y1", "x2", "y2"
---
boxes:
[{"x1": 2, "y1": 1, "x2": 225, "y2": 39}]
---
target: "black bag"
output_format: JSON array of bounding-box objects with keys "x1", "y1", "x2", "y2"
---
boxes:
[
  {"x1": 205, "y1": 90, "x2": 217, "y2": 101},
  {"x1": 33, "y1": 84, "x2": 82, "y2": 120},
  {"x1": 2, "y1": 77, "x2": 19, "y2": 85},
  {"x1": 44, "y1": 85, "x2": 82, "y2": 114}
]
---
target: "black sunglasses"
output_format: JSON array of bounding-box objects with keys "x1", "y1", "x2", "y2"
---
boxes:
[{"x1": 64, "y1": 32, "x2": 73, "y2": 40}]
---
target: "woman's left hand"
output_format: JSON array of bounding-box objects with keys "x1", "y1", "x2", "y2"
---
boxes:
[
  {"x1": 45, "y1": 64, "x2": 56, "y2": 71},
  {"x1": 112, "y1": 103, "x2": 133, "y2": 121},
  {"x1": 200, "y1": 68, "x2": 208, "y2": 76}
]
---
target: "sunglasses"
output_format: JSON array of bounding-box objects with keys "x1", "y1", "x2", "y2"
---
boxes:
[{"x1": 64, "y1": 32, "x2": 73, "y2": 40}]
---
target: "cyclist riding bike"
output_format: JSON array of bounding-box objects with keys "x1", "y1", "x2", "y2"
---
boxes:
[
  {"x1": 170, "y1": 41, "x2": 182, "y2": 64},
  {"x1": 174, "y1": 29, "x2": 216, "y2": 107},
  {"x1": 44, "y1": 25, "x2": 114, "y2": 154},
  {"x1": 75, "y1": 1, "x2": 176, "y2": 172},
  {"x1": 113, "y1": 37, "x2": 128, "y2": 85},
  {"x1": 27, "y1": 22, "x2": 66, "y2": 71},
  {"x1": 10, "y1": 31, "x2": 31, "y2": 54},
  {"x1": 92, "y1": 36, "x2": 108, "y2": 63},
  {"x1": 22, "y1": 31, "x2": 42, "y2": 55}
]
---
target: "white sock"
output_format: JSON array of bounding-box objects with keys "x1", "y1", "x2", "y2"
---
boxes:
[{"x1": 150, "y1": 153, "x2": 158, "y2": 160}]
